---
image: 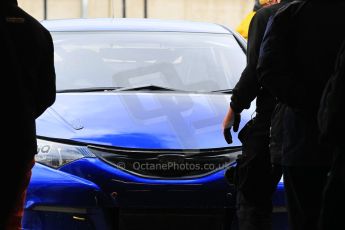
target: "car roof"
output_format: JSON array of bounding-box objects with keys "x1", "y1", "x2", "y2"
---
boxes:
[{"x1": 42, "y1": 18, "x2": 232, "y2": 34}]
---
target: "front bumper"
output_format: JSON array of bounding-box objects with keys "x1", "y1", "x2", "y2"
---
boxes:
[
  {"x1": 25, "y1": 159, "x2": 287, "y2": 230},
  {"x1": 59, "y1": 158, "x2": 236, "y2": 209},
  {"x1": 23, "y1": 164, "x2": 110, "y2": 230}
]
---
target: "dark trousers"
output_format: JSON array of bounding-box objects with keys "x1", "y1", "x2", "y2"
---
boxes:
[
  {"x1": 283, "y1": 166, "x2": 329, "y2": 230},
  {"x1": 0, "y1": 156, "x2": 35, "y2": 230},
  {"x1": 320, "y1": 147, "x2": 345, "y2": 230},
  {"x1": 236, "y1": 116, "x2": 282, "y2": 230}
]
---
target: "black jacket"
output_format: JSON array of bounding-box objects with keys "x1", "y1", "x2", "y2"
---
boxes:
[
  {"x1": 230, "y1": 0, "x2": 292, "y2": 116},
  {"x1": 1, "y1": 1, "x2": 56, "y2": 160},
  {"x1": 318, "y1": 40, "x2": 345, "y2": 146},
  {"x1": 258, "y1": 0, "x2": 345, "y2": 166}
]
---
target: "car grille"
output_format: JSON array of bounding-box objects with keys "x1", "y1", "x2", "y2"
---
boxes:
[{"x1": 89, "y1": 146, "x2": 241, "y2": 179}]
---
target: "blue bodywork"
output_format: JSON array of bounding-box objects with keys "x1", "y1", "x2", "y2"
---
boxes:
[
  {"x1": 23, "y1": 164, "x2": 110, "y2": 230},
  {"x1": 23, "y1": 19, "x2": 286, "y2": 229},
  {"x1": 37, "y1": 93, "x2": 246, "y2": 149}
]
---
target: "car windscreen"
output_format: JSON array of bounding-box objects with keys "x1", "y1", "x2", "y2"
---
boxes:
[{"x1": 52, "y1": 31, "x2": 246, "y2": 92}]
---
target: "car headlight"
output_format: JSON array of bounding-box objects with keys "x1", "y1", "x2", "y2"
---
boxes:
[{"x1": 35, "y1": 139, "x2": 95, "y2": 168}]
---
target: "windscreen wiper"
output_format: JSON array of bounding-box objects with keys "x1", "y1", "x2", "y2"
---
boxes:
[
  {"x1": 114, "y1": 84, "x2": 185, "y2": 92},
  {"x1": 211, "y1": 89, "x2": 233, "y2": 94},
  {"x1": 57, "y1": 87, "x2": 122, "y2": 93}
]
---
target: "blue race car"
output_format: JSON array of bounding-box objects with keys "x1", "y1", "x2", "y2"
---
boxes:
[{"x1": 24, "y1": 19, "x2": 287, "y2": 230}]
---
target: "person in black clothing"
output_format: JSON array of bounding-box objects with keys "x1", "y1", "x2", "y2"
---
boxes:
[
  {"x1": 318, "y1": 40, "x2": 345, "y2": 230},
  {"x1": 0, "y1": 0, "x2": 56, "y2": 229},
  {"x1": 222, "y1": 0, "x2": 292, "y2": 229},
  {"x1": 257, "y1": 1, "x2": 345, "y2": 229}
]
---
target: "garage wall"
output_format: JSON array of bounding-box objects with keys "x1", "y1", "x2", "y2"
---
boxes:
[{"x1": 18, "y1": 0, "x2": 254, "y2": 30}]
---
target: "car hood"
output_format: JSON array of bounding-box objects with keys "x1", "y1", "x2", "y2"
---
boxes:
[{"x1": 37, "y1": 92, "x2": 254, "y2": 149}]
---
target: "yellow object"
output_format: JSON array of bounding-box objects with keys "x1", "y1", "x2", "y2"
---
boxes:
[
  {"x1": 259, "y1": 0, "x2": 270, "y2": 5},
  {"x1": 236, "y1": 11, "x2": 256, "y2": 39}
]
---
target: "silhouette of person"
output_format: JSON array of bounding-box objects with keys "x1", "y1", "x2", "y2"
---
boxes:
[
  {"x1": 223, "y1": 1, "x2": 292, "y2": 229},
  {"x1": 258, "y1": 1, "x2": 345, "y2": 229},
  {"x1": 0, "y1": 0, "x2": 56, "y2": 229}
]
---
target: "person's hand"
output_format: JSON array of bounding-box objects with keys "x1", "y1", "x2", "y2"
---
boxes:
[{"x1": 222, "y1": 107, "x2": 241, "y2": 144}]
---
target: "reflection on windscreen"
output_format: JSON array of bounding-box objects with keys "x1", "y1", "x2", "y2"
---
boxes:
[{"x1": 53, "y1": 32, "x2": 246, "y2": 92}]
